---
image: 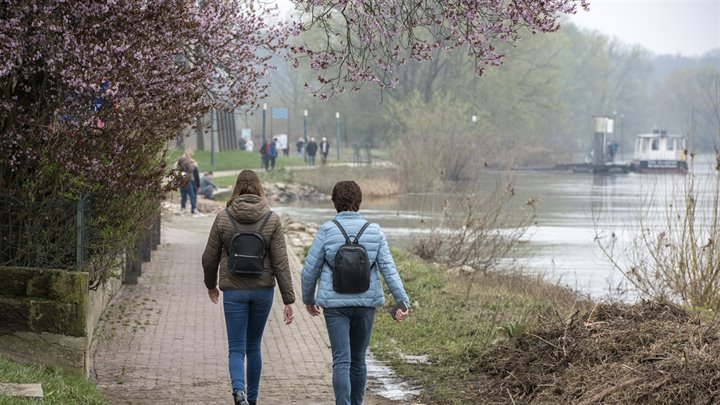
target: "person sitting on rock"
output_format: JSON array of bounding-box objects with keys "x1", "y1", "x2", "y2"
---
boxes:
[{"x1": 200, "y1": 171, "x2": 218, "y2": 200}]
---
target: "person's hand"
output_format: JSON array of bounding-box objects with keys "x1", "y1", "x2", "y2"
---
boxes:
[
  {"x1": 305, "y1": 304, "x2": 321, "y2": 316},
  {"x1": 208, "y1": 288, "x2": 220, "y2": 304},
  {"x1": 394, "y1": 308, "x2": 409, "y2": 322},
  {"x1": 284, "y1": 304, "x2": 295, "y2": 325}
]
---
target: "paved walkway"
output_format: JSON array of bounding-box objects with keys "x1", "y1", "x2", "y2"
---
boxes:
[{"x1": 91, "y1": 209, "x2": 404, "y2": 404}]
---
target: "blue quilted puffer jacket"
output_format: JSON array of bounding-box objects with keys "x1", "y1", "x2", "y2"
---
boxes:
[{"x1": 301, "y1": 211, "x2": 410, "y2": 308}]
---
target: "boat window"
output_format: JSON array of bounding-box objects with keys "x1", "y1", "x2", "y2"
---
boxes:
[
  {"x1": 651, "y1": 139, "x2": 659, "y2": 150},
  {"x1": 641, "y1": 139, "x2": 649, "y2": 152},
  {"x1": 668, "y1": 139, "x2": 675, "y2": 151}
]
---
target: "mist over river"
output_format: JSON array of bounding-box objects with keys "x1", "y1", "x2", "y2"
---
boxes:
[{"x1": 274, "y1": 155, "x2": 719, "y2": 299}]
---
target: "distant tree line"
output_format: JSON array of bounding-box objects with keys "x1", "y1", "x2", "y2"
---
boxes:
[{"x1": 266, "y1": 20, "x2": 719, "y2": 185}]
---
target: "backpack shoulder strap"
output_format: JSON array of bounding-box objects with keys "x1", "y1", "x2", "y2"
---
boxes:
[
  {"x1": 352, "y1": 222, "x2": 371, "y2": 244},
  {"x1": 227, "y1": 209, "x2": 272, "y2": 234},
  {"x1": 356, "y1": 221, "x2": 378, "y2": 270},
  {"x1": 225, "y1": 208, "x2": 240, "y2": 233},
  {"x1": 331, "y1": 220, "x2": 352, "y2": 244},
  {"x1": 257, "y1": 210, "x2": 273, "y2": 233}
]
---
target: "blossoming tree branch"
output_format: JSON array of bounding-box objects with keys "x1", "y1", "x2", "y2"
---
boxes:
[
  {"x1": 0, "y1": 0, "x2": 586, "y2": 283},
  {"x1": 290, "y1": 0, "x2": 589, "y2": 95}
]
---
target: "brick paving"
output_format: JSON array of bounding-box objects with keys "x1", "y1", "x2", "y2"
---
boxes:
[{"x1": 91, "y1": 209, "x2": 404, "y2": 405}]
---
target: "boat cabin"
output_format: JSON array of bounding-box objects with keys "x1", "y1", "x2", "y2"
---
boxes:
[{"x1": 631, "y1": 130, "x2": 687, "y2": 173}]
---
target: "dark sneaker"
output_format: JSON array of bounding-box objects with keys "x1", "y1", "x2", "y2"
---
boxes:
[{"x1": 233, "y1": 391, "x2": 249, "y2": 405}]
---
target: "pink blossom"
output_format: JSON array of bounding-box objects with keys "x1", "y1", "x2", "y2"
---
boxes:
[{"x1": 289, "y1": 0, "x2": 589, "y2": 95}]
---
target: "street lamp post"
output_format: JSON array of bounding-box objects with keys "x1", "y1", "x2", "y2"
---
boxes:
[
  {"x1": 262, "y1": 103, "x2": 267, "y2": 144},
  {"x1": 471, "y1": 115, "x2": 478, "y2": 153},
  {"x1": 303, "y1": 110, "x2": 308, "y2": 162},
  {"x1": 210, "y1": 109, "x2": 216, "y2": 167},
  {"x1": 335, "y1": 112, "x2": 340, "y2": 161},
  {"x1": 620, "y1": 114, "x2": 624, "y2": 161}
]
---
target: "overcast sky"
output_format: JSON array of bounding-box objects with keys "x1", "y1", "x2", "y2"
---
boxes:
[{"x1": 568, "y1": 0, "x2": 720, "y2": 56}]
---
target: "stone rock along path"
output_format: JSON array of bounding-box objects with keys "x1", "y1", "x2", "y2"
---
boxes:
[{"x1": 91, "y1": 208, "x2": 406, "y2": 405}]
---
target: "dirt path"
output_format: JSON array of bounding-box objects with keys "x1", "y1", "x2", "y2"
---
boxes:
[{"x1": 91, "y1": 209, "x2": 407, "y2": 404}]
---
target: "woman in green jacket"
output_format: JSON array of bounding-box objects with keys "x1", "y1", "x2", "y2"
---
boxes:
[{"x1": 202, "y1": 170, "x2": 295, "y2": 405}]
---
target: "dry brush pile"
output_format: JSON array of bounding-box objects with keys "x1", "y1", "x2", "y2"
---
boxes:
[{"x1": 474, "y1": 300, "x2": 720, "y2": 404}]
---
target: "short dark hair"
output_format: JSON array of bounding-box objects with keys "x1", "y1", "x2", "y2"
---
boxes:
[{"x1": 332, "y1": 181, "x2": 362, "y2": 212}]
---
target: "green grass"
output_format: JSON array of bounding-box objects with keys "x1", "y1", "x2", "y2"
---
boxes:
[
  {"x1": 168, "y1": 147, "x2": 392, "y2": 175},
  {"x1": 371, "y1": 249, "x2": 586, "y2": 404},
  {"x1": 213, "y1": 175, "x2": 238, "y2": 188},
  {"x1": 169, "y1": 147, "x2": 399, "y2": 196},
  {"x1": 0, "y1": 356, "x2": 106, "y2": 404},
  {"x1": 168, "y1": 148, "x2": 305, "y2": 172},
  {"x1": 212, "y1": 167, "x2": 299, "y2": 189},
  {"x1": 211, "y1": 159, "x2": 399, "y2": 196}
]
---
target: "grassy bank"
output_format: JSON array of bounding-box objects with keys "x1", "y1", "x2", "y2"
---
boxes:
[
  {"x1": 212, "y1": 167, "x2": 299, "y2": 189},
  {"x1": 371, "y1": 250, "x2": 587, "y2": 404},
  {"x1": 169, "y1": 148, "x2": 401, "y2": 198},
  {"x1": 168, "y1": 147, "x2": 389, "y2": 174},
  {"x1": 0, "y1": 356, "x2": 106, "y2": 404},
  {"x1": 278, "y1": 165, "x2": 400, "y2": 197},
  {"x1": 213, "y1": 162, "x2": 401, "y2": 197},
  {"x1": 168, "y1": 148, "x2": 305, "y2": 172}
]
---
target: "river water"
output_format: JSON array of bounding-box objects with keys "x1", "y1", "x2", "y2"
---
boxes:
[{"x1": 274, "y1": 155, "x2": 719, "y2": 299}]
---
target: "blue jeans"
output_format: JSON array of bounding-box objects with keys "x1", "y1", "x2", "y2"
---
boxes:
[
  {"x1": 179, "y1": 183, "x2": 197, "y2": 212},
  {"x1": 323, "y1": 307, "x2": 375, "y2": 405},
  {"x1": 223, "y1": 288, "x2": 274, "y2": 400}
]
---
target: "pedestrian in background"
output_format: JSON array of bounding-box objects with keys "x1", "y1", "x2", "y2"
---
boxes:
[
  {"x1": 320, "y1": 137, "x2": 330, "y2": 165},
  {"x1": 269, "y1": 138, "x2": 278, "y2": 170},
  {"x1": 296, "y1": 138, "x2": 305, "y2": 157},
  {"x1": 200, "y1": 171, "x2": 218, "y2": 200},
  {"x1": 306, "y1": 137, "x2": 318, "y2": 165},
  {"x1": 259, "y1": 140, "x2": 269, "y2": 172},
  {"x1": 177, "y1": 148, "x2": 201, "y2": 216},
  {"x1": 202, "y1": 170, "x2": 296, "y2": 405},
  {"x1": 301, "y1": 180, "x2": 410, "y2": 405}
]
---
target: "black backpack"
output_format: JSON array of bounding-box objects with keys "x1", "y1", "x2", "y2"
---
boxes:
[
  {"x1": 329, "y1": 220, "x2": 373, "y2": 294},
  {"x1": 226, "y1": 209, "x2": 272, "y2": 275}
]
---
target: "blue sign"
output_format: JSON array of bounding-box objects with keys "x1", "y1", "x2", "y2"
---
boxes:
[{"x1": 272, "y1": 107, "x2": 289, "y2": 120}]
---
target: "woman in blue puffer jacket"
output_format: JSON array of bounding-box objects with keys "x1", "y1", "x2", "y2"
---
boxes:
[{"x1": 301, "y1": 180, "x2": 410, "y2": 405}]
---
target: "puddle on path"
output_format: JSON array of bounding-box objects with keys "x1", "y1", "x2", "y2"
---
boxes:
[{"x1": 366, "y1": 352, "x2": 422, "y2": 402}]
